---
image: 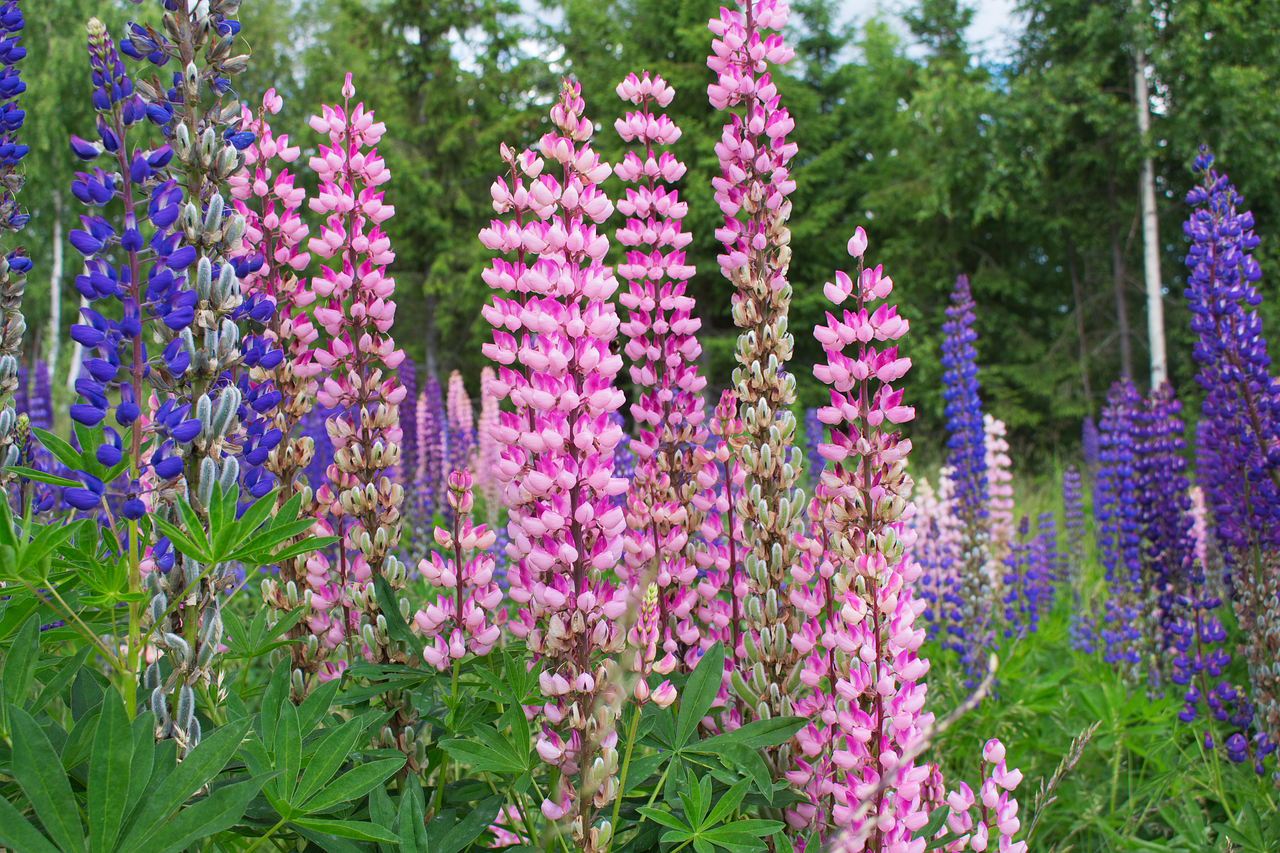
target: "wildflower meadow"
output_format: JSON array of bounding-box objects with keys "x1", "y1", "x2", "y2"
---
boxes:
[{"x1": 0, "y1": 0, "x2": 1278, "y2": 851}]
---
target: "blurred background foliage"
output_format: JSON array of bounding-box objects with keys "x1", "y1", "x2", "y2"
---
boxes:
[{"x1": 15, "y1": 0, "x2": 1280, "y2": 466}]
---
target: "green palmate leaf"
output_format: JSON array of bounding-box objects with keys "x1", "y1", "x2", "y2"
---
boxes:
[
  {"x1": 439, "y1": 737, "x2": 526, "y2": 775},
  {"x1": 30, "y1": 428, "x2": 82, "y2": 474},
  {"x1": 436, "y1": 795, "x2": 504, "y2": 853},
  {"x1": 260, "y1": 661, "x2": 291, "y2": 748},
  {"x1": 697, "y1": 717, "x2": 805, "y2": 751},
  {"x1": 88, "y1": 688, "x2": 133, "y2": 853},
  {"x1": 299, "y1": 758, "x2": 404, "y2": 815},
  {"x1": 399, "y1": 774, "x2": 429, "y2": 852},
  {"x1": 276, "y1": 700, "x2": 302, "y2": 807},
  {"x1": 292, "y1": 717, "x2": 366, "y2": 807},
  {"x1": 8, "y1": 707, "x2": 84, "y2": 853},
  {"x1": 368, "y1": 783, "x2": 397, "y2": 853},
  {"x1": 912, "y1": 805, "x2": 951, "y2": 843},
  {"x1": 708, "y1": 742, "x2": 772, "y2": 803},
  {"x1": 117, "y1": 717, "x2": 254, "y2": 851},
  {"x1": 259, "y1": 536, "x2": 338, "y2": 564},
  {"x1": 290, "y1": 818, "x2": 401, "y2": 843},
  {"x1": 292, "y1": 825, "x2": 370, "y2": 853},
  {"x1": 621, "y1": 753, "x2": 667, "y2": 795},
  {"x1": 2, "y1": 614, "x2": 40, "y2": 710},
  {"x1": 372, "y1": 574, "x2": 423, "y2": 656},
  {"x1": 174, "y1": 494, "x2": 211, "y2": 555},
  {"x1": 297, "y1": 677, "x2": 342, "y2": 734},
  {"x1": 702, "y1": 779, "x2": 751, "y2": 829},
  {"x1": 142, "y1": 774, "x2": 274, "y2": 853},
  {"x1": 0, "y1": 793, "x2": 62, "y2": 853},
  {"x1": 2, "y1": 467, "x2": 82, "y2": 489},
  {"x1": 636, "y1": 806, "x2": 692, "y2": 832},
  {"x1": 150, "y1": 515, "x2": 211, "y2": 564},
  {"x1": 234, "y1": 488, "x2": 278, "y2": 541},
  {"x1": 30, "y1": 645, "x2": 92, "y2": 716},
  {"x1": 127, "y1": 712, "x2": 157, "y2": 815},
  {"x1": 676, "y1": 641, "x2": 724, "y2": 748}
]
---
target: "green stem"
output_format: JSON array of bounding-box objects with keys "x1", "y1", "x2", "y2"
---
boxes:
[
  {"x1": 606, "y1": 702, "x2": 643, "y2": 853},
  {"x1": 1109, "y1": 714, "x2": 1122, "y2": 816},
  {"x1": 242, "y1": 817, "x2": 288, "y2": 853},
  {"x1": 20, "y1": 578, "x2": 123, "y2": 670}
]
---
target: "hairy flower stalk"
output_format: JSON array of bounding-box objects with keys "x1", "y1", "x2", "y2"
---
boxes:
[
  {"x1": 0, "y1": 0, "x2": 28, "y2": 486},
  {"x1": 229, "y1": 89, "x2": 339, "y2": 696},
  {"x1": 69, "y1": 3, "x2": 259, "y2": 737},
  {"x1": 307, "y1": 75, "x2": 409, "y2": 681},
  {"x1": 475, "y1": 365, "x2": 502, "y2": 525},
  {"x1": 937, "y1": 275, "x2": 996, "y2": 675},
  {"x1": 614, "y1": 71, "x2": 712, "y2": 668},
  {"x1": 480, "y1": 81, "x2": 628, "y2": 851},
  {"x1": 706, "y1": 0, "x2": 804, "y2": 746},
  {"x1": 1184, "y1": 147, "x2": 1280, "y2": 762},
  {"x1": 797, "y1": 230, "x2": 930, "y2": 849}
]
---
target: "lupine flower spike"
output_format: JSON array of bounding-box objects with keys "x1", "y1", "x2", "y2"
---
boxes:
[
  {"x1": 481, "y1": 80, "x2": 628, "y2": 852},
  {"x1": 706, "y1": 0, "x2": 805, "y2": 752},
  {"x1": 0, "y1": 0, "x2": 27, "y2": 483},
  {"x1": 615, "y1": 71, "x2": 713, "y2": 671},
  {"x1": 307, "y1": 76, "x2": 410, "y2": 687},
  {"x1": 1184, "y1": 147, "x2": 1280, "y2": 768}
]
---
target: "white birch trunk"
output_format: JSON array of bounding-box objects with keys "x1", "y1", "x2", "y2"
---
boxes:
[{"x1": 1133, "y1": 0, "x2": 1167, "y2": 388}]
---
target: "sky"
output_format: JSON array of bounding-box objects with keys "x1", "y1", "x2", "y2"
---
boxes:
[{"x1": 839, "y1": 0, "x2": 1024, "y2": 60}]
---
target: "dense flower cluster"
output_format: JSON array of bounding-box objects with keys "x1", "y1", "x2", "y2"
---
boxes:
[
  {"x1": 307, "y1": 75, "x2": 409, "y2": 680},
  {"x1": 614, "y1": 71, "x2": 713, "y2": 668},
  {"x1": 479, "y1": 80, "x2": 628, "y2": 852},
  {"x1": 1183, "y1": 147, "x2": 1280, "y2": 771},
  {"x1": 707, "y1": 0, "x2": 804, "y2": 744},
  {"x1": 1095, "y1": 378, "x2": 1143, "y2": 676},
  {"x1": 0, "y1": 0, "x2": 25, "y2": 482}
]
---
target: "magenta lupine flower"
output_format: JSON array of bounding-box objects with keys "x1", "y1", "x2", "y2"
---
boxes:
[
  {"x1": 792, "y1": 230, "x2": 933, "y2": 849},
  {"x1": 475, "y1": 365, "x2": 502, "y2": 525},
  {"x1": 984, "y1": 414, "x2": 1014, "y2": 557},
  {"x1": 936, "y1": 739, "x2": 1027, "y2": 853},
  {"x1": 230, "y1": 89, "x2": 346, "y2": 693},
  {"x1": 307, "y1": 74, "x2": 409, "y2": 669},
  {"x1": 415, "y1": 374, "x2": 445, "y2": 519},
  {"x1": 446, "y1": 368, "x2": 475, "y2": 475},
  {"x1": 396, "y1": 357, "x2": 418, "y2": 485},
  {"x1": 414, "y1": 469, "x2": 505, "y2": 670},
  {"x1": 479, "y1": 80, "x2": 628, "y2": 851},
  {"x1": 614, "y1": 71, "x2": 712, "y2": 667},
  {"x1": 706, "y1": 0, "x2": 805, "y2": 734}
]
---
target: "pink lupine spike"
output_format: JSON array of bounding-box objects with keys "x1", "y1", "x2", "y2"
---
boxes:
[
  {"x1": 414, "y1": 469, "x2": 506, "y2": 669},
  {"x1": 480, "y1": 79, "x2": 627, "y2": 853},
  {"x1": 306, "y1": 78, "x2": 407, "y2": 682},
  {"x1": 613, "y1": 72, "x2": 715, "y2": 669}
]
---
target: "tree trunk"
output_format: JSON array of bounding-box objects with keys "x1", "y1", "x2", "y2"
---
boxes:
[
  {"x1": 47, "y1": 190, "x2": 64, "y2": 381},
  {"x1": 1108, "y1": 169, "x2": 1133, "y2": 380},
  {"x1": 1067, "y1": 238, "x2": 1093, "y2": 406},
  {"x1": 1132, "y1": 0, "x2": 1166, "y2": 388},
  {"x1": 66, "y1": 293, "x2": 88, "y2": 390}
]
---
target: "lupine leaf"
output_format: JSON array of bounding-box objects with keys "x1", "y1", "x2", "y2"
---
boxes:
[
  {"x1": 2, "y1": 467, "x2": 81, "y2": 488},
  {"x1": 9, "y1": 707, "x2": 84, "y2": 853},
  {"x1": 702, "y1": 778, "x2": 751, "y2": 829},
  {"x1": 636, "y1": 806, "x2": 692, "y2": 832},
  {"x1": 116, "y1": 717, "x2": 253, "y2": 851},
  {"x1": 292, "y1": 825, "x2": 370, "y2": 853},
  {"x1": 372, "y1": 574, "x2": 423, "y2": 657},
  {"x1": 260, "y1": 661, "x2": 291, "y2": 747},
  {"x1": 297, "y1": 677, "x2": 342, "y2": 734},
  {"x1": 29, "y1": 428, "x2": 81, "y2": 474},
  {"x1": 289, "y1": 818, "x2": 400, "y2": 843},
  {"x1": 399, "y1": 774, "x2": 429, "y2": 851},
  {"x1": 676, "y1": 641, "x2": 723, "y2": 747},
  {"x1": 87, "y1": 688, "x2": 133, "y2": 853},
  {"x1": 436, "y1": 794, "x2": 503, "y2": 853},
  {"x1": 276, "y1": 700, "x2": 302, "y2": 806},
  {"x1": 0, "y1": 793, "x2": 61, "y2": 853},
  {"x1": 292, "y1": 717, "x2": 365, "y2": 807},
  {"x1": 29, "y1": 645, "x2": 92, "y2": 716},
  {"x1": 2, "y1": 615, "x2": 40, "y2": 709},
  {"x1": 298, "y1": 758, "x2": 404, "y2": 815},
  {"x1": 140, "y1": 774, "x2": 273, "y2": 853}
]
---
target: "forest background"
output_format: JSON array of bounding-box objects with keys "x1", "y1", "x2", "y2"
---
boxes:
[{"x1": 15, "y1": 0, "x2": 1280, "y2": 466}]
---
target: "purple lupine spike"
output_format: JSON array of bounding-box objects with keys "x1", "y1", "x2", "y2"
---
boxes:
[
  {"x1": 1184, "y1": 146, "x2": 1280, "y2": 770},
  {"x1": 609, "y1": 410, "x2": 635, "y2": 510},
  {"x1": 939, "y1": 274, "x2": 993, "y2": 678},
  {"x1": 1063, "y1": 465, "x2": 1084, "y2": 582},
  {"x1": 12, "y1": 362, "x2": 25, "y2": 416},
  {"x1": 29, "y1": 359, "x2": 51, "y2": 430},
  {"x1": 1096, "y1": 378, "x2": 1143, "y2": 675},
  {"x1": 1082, "y1": 414, "x2": 1100, "y2": 471},
  {"x1": 804, "y1": 407, "x2": 825, "y2": 484},
  {"x1": 416, "y1": 373, "x2": 445, "y2": 520},
  {"x1": 397, "y1": 357, "x2": 418, "y2": 486}
]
